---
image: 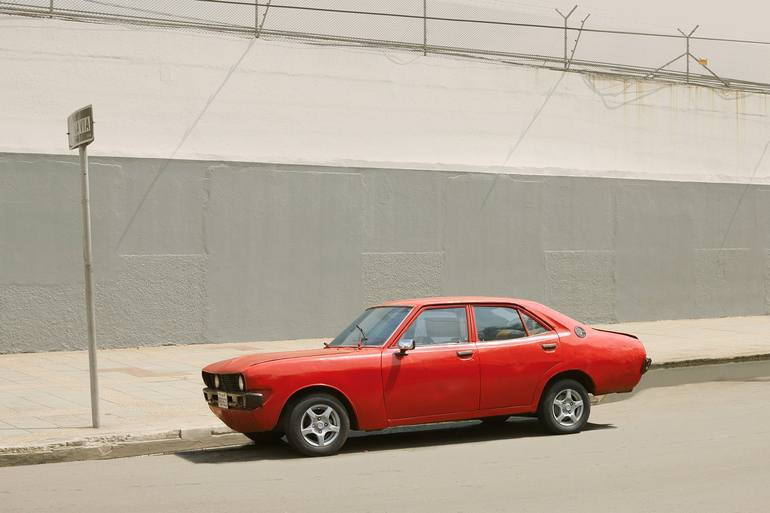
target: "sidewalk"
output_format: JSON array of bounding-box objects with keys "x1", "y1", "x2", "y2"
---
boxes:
[{"x1": 2, "y1": 315, "x2": 770, "y2": 466}]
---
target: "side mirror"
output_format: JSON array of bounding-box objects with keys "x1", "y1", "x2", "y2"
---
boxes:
[{"x1": 397, "y1": 338, "x2": 415, "y2": 355}]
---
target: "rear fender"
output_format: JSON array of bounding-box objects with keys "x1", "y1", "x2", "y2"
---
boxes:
[
  {"x1": 592, "y1": 328, "x2": 639, "y2": 340},
  {"x1": 528, "y1": 363, "x2": 595, "y2": 412}
]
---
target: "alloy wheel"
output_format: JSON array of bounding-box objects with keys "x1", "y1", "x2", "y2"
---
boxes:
[
  {"x1": 552, "y1": 388, "x2": 585, "y2": 427},
  {"x1": 300, "y1": 404, "x2": 341, "y2": 447}
]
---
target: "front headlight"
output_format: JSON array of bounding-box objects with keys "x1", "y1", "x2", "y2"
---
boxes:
[
  {"x1": 214, "y1": 375, "x2": 220, "y2": 389},
  {"x1": 238, "y1": 375, "x2": 245, "y2": 391}
]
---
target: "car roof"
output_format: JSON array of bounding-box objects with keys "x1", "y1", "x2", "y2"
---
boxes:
[
  {"x1": 375, "y1": 296, "x2": 577, "y2": 331},
  {"x1": 377, "y1": 296, "x2": 528, "y2": 308}
]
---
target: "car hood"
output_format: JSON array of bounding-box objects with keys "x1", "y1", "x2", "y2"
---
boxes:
[{"x1": 203, "y1": 347, "x2": 361, "y2": 373}]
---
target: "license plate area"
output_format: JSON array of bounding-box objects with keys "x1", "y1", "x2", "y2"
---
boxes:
[{"x1": 217, "y1": 392, "x2": 229, "y2": 409}]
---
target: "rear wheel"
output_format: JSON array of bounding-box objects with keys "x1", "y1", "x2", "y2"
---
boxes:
[
  {"x1": 284, "y1": 393, "x2": 350, "y2": 456},
  {"x1": 538, "y1": 379, "x2": 590, "y2": 434}
]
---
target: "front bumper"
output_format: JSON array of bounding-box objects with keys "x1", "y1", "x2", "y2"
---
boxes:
[{"x1": 203, "y1": 387, "x2": 264, "y2": 410}]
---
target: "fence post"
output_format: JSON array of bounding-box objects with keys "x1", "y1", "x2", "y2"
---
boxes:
[
  {"x1": 675, "y1": 26, "x2": 699, "y2": 85},
  {"x1": 49, "y1": 0, "x2": 53, "y2": 16},
  {"x1": 685, "y1": 33, "x2": 690, "y2": 83},
  {"x1": 423, "y1": 0, "x2": 427, "y2": 56},
  {"x1": 563, "y1": 18, "x2": 567, "y2": 67},
  {"x1": 255, "y1": 0, "x2": 259, "y2": 38},
  {"x1": 555, "y1": 5, "x2": 577, "y2": 70}
]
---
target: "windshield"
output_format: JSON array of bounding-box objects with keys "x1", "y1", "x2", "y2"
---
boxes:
[{"x1": 329, "y1": 307, "x2": 412, "y2": 347}]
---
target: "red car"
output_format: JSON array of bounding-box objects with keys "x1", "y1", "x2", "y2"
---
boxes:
[{"x1": 202, "y1": 297, "x2": 651, "y2": 456}]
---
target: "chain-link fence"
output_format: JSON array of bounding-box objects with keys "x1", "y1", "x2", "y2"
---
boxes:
[{"x1": 3, "y1": 0, "x2": 770, "y2": 93}]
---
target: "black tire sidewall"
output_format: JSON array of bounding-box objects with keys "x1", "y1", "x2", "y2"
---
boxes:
[
  {"x1": 285, "y1": 393, "x2": 350, "y2": 456},
  {"x1": 538, "y1": 379, "x2": 590, "y2": 434}
]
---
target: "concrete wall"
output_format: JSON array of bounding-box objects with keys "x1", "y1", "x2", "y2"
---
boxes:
[
  {"x1": 2, "y1": 152, "x2": 769, "y2": 353},
  {"x1": 2, "y1": 16, "x2": 769, "y2": 185},
  {"x1": 2, "y1": 15, "x2": 770, "y2": 353}
]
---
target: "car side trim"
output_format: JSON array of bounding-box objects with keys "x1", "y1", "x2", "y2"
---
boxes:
[{"x1": 472, "y1": 332, "x2": 556, "y2": 348}]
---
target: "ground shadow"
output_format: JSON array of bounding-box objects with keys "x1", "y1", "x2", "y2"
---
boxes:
[
  {"x1": 600, "y1": 359, "x2": 770, "y2": 405},
  {"x1": 175, "y1": 417, "x2": 615, "y2": 464}
]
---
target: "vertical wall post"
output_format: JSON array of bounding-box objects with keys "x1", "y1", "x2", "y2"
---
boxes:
[
  {"x1": 255, "y1": 0, "x2": 259, "y2": 38},
  {"x1": 423, "y1": 0, "x2": 427, "y2": 56},
  {"x1": 563, "y1": 17, "x2": 567, "y2": 67},
  {"x1": 555, "y1": 5, "x2": 577, "y2": 70},
  {"x1": 676, "y1": 25, "x2": 699, "y2": 85}
]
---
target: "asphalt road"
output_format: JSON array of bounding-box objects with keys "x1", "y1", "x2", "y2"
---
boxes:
[{"x1": 2, "y1": 379, "x2": 769, "y2": 513}]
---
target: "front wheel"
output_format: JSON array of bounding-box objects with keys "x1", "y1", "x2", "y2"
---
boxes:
[
  {"x1": 538, "y1": 379, "x2": 590, "y2": 434},
  {"x1": 284, "y1": 393, "x2": 350, "y2": 456}
]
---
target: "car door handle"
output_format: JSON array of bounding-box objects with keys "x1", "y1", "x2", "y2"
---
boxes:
[
  {"x1": 541, "y1": 343, "x2": 557, "y2": 351},
  {"x1": 456, "y1": 350, "x2": 474, "y2": 358}
]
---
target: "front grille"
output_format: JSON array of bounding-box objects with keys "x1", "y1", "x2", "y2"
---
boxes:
[
  {"x1": 202, "y1": 371, "x2": 242, "y2": 392},
  {"x1": 219, "y1": 374, "x2": 241, "y2": 391}
]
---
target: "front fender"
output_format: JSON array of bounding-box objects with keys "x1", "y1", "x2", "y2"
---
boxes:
[{"x1": 246, "y1": 351, "x2": 388, "y2": 431}]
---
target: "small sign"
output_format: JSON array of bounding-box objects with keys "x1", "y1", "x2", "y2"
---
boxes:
[{"x1": 67, "y1": 105, "x2": 94, "y2": 149}]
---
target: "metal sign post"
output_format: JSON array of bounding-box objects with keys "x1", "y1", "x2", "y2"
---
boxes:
[{"x1": 67, "y1": 105, "x2": 100, "y2": 429}]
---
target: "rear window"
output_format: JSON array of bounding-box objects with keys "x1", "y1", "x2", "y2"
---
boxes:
[
  {"x1": 520, "y1": 311, "x2": 550, "y2": 335},
  {"x1": 474, "y1": 307, "x2": 526, "y2": 342}
]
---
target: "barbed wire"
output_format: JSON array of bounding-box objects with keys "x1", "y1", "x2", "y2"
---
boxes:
[{"x1": 2, "y1": 0, "x2": 769, "y2": 93}]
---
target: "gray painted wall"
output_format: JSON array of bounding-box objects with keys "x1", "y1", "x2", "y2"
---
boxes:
[{"x1": 1, "y1": 152, "x2": 769, "y2": 353}]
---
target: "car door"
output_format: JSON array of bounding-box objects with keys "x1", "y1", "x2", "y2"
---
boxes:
[
  {"x1": 381, "y1": 305, "x2": 480, "y2": 420},
  {"x1": 472, "y1": 305, "x2": 562, "y2": 409}
]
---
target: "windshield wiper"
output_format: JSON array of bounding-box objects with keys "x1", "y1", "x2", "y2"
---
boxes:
[{"x1": 354, "y1": 324, "x2": 368, "y2": 349}]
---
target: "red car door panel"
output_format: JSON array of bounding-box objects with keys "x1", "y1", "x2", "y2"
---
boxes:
[
  {"x1": 473, "y1": 306, "x2": 562, "y2": 409},
  {"x1": 381, "y1": 306, "x2": 480, "y2": 420},
  {"x1": 476, "y1": 333, "x2": 561, "y2": 408},
  {"x1": 381, "y1": 343, "x2": 480, "y2": 419}
]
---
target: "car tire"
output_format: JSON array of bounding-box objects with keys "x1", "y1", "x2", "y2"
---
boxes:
[
  {"x1": 245, "y1": 431, "x2": 284, "y2": 444},
  {"x1": 480, "y1": 415, "x2": 510, "y2": 424},
  {"x1": 538, "y1": 379, "x2": 591, "y2": 434},
  {"x1": 284, "y1": 393, "x2": 350, "y2": 457}
]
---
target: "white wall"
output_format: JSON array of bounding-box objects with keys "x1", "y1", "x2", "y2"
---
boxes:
[{"x1": 1, "y1": 15, "x2": 769, "y2": 184}]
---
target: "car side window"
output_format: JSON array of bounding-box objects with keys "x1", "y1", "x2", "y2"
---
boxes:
[
  {"x1": 520, "y1": 311, "x2": 550, "y2": 335},
  {"x1": 399, "y1": 307, "x2": 468, "y2": 346},
  {"x1": 474, "y1": 306, "x2": 527, "y2": 342}
]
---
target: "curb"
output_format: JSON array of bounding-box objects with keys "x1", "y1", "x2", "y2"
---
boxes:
[
  {"x1": 3, "y1": 354, "x2": 770, "y2": 467},
  {"x1": 594, "y1": 354, "x2": 770, "y2": 405},
  {"x1": 0, "y1": 427, "x2": 249, "y2": 467},
  {"x1": 648, "y1": 353, "x2": 770, "y2": 369}
]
